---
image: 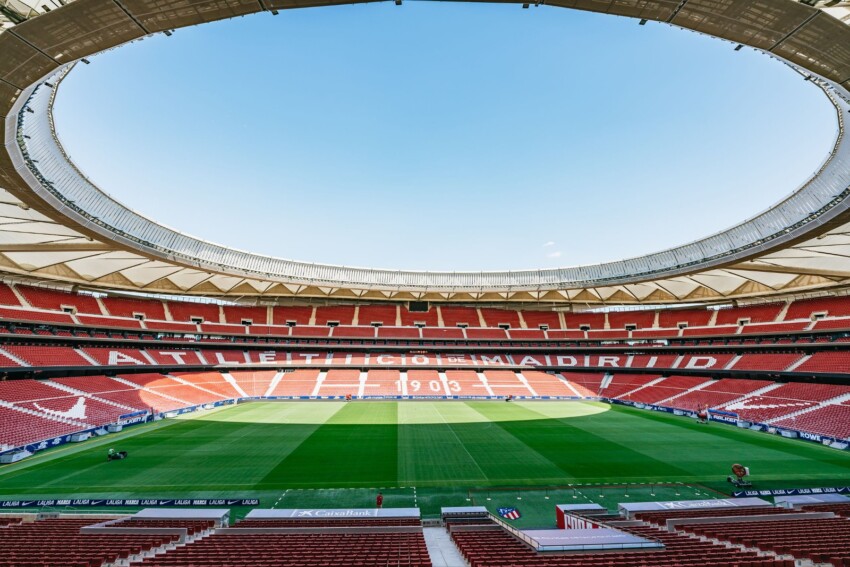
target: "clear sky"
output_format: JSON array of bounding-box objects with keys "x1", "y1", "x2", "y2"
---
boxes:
[{"x1": 53, "y1": 2, "x2": 837, "y2": 272}]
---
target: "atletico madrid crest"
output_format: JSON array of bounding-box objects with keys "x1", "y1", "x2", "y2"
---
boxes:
[{"x1": 498, "y1": 507, "x2": 521, "y2": 520}]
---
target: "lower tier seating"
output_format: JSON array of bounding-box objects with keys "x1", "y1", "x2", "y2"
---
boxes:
[
  {"x1": 139, "y1": 531, "x2": 431, "y2": 567},
  {"x1": 450, "y1": 520, "x2": 790, "y2": 567},
  {"x1": 0, "y1": 517, "x2": 177, "y2": 567}
]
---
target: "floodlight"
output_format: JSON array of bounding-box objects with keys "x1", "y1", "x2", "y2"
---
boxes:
[
  {"x1": 734, "y1": 44, "x2": 743, "y2": 51},
  {"x1": 639, "y1": 19, "x2": 647, "y2": 25}
]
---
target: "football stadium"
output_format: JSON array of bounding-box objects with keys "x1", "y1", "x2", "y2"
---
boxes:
[{"x1": 2, "y1": 0, "x2": 850, "y2": 565}]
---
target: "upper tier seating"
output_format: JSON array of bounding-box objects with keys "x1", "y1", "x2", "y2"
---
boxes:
[
  {"x1": 167, "y1": 301, "x2": 221, "y2": 323},
  {"x1": 399, "y1": 305, "x2": 439, "y2": 327},
  {"x1": 658, "y1": 308, "x2": 712, "y2": 328},
  {"x1": 439, "y1": 306, "x2": 479, "y2": 327},
  {"x1": 479, "y1": 308, "x2": 520, "y2": 329},
  {"x1": 562, "y1": 311, "x2": 605, "y2": 329},
  {"x1": 17, "y1": 285, "x2": 102, "y2": 314},
  {"x1": 0, "y1": 305, "x2": 75, "y2": 324},
  {"x1": 314, "y1": 305, "x2": 355, "y2": 325},
  {"x1": 358, "y1": 304, "x2": 398, "y2": 326},
  {"x1": 271, "y1": 306, "x2": 313, "y2": 326},
  {"x1": 682, "y1": 325, "x2": 739, "y2": 336},
  {"x1": 608, "y1": 310, "x2": 655, "y2": 329},
  {"x1": 0, "y1": 282, "x2": 20, "y2": 306},
  {"x1": 102, "y1": 295, "x2": 166, "y2": 320},
  {"x1": 76, "y1": 314, "x2": 143, "y2": 329},
  {"x1": 740, "y1": 322, "x2": 811, "y2": 334},
  {"x1": 143, "y1": 320, "x2": 198, "y2": 333},
  {"x1": 522, "y1": 310, "x2": 563, "y2": 330},
  {"x1": 222, "y1": 305, "x2": 267, "y2": 325},
  {"x1": 715, "y1": 303, "x2": 783, "y2": 325},
  {"x1": 786, "y1": 296, "x2": 850, "y2": 320}
]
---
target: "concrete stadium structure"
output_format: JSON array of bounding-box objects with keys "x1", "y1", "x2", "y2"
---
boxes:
[{"x1": 1, "y1": 0, "x2": 850, "y2": 305}]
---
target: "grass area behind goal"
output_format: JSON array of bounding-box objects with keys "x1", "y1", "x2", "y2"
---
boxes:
[{"x1": 2, "y1": 400, "x2": 849, "y2": 524}]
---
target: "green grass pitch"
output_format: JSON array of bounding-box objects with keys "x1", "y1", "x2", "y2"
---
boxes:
[{"x1": 2, "y1": 401, "x2": 850, "y2": 526}]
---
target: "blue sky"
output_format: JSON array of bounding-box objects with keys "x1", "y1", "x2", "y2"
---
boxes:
[{"x1": 53, "y1": 2, "x2": 836, "y2": 272}]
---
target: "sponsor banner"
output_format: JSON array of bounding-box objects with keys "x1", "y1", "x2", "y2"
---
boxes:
[
  {"x1": 118, "y1": 411, "x2": 149, "y2": 426},
  {"x1": 709, "y1": 414, "x2": 739, "y2": 425},
  {"x1": 732, "y1": 486, "x2": 850, "y2": 498},
  {"x1": 247, "y1": 508, "x2": 420, "y2": 519},
  {"x1": 0, "y1": 498, "x2": 260, "y2": 508},
  {"x1": 88, "y1": 349, "x2": 740, "y2": 370},
  {"x1": 620, "y1": 497, "x2": 771, "y2": 515}
]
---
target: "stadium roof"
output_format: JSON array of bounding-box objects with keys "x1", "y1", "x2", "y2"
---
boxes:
[{"x1": 1, "y1": 0, "x2": 850, "y2": 305}]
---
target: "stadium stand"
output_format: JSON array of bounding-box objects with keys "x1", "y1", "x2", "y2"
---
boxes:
[
  {"x1": 17, "y1": 286, "x2": 102, "y2": 314},
  {"x1": 521, "y1": 310, "x2": 563, "y2": 330},
  {"x1": 399, "y1": 305, "x2": 439, "y2": 327},
  {"x1": 138, "y1": 530, "x2": 431, "y2": 566},
  {"x1": 271, "y1": 306, "x2": 314, "y2": 326},
  {"x1": 715, "y1": 303, "x2": 784, "y2": 325},
  {"x1": 167, "y1": 301, "x2": 221, "y2": 323},
  {"x1": 658, "y1": 308, "x2": 713, "y2": 328},
  {"x1": 102, "y1": 295, "x2": 166, "y2": 320},
  {"x1": 682, "y1": 517, "x2": 850, "y2": 566},
  {"x1": 222, "y1": 305, "x2": 267, "y2": 325},
  {"x1": 448, "y1": 516, "x2": 789, "y2": 567},
  {"x1": 314, "y1": 305, "x2": 356, "y2": 326},
  {"x1": 479, "y1": 308, "x2": 521, "y2": 329},
  {"x1": 439, "y1": 306, "x2": 479, "y2": 328},
  {"x1": 0, "y1": 517, "x2": 178, "y2": 567},
  {"x1": 793, "y1": 351, "x2": 850, "y2": 373},
  {"x1": 358, "y1": 304, "x2": 398, "y2": 326},
  {"x1": 607, "y1": 310, "x2": 654, "y2": 330},
  {"x1": 786, "y1": 296, "x2": 850, "y2": 320}
]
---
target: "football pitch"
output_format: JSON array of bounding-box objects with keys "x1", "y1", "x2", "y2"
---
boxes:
[{"x1": 2, "y1": 400, "x2": 850, "y2": 527}]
